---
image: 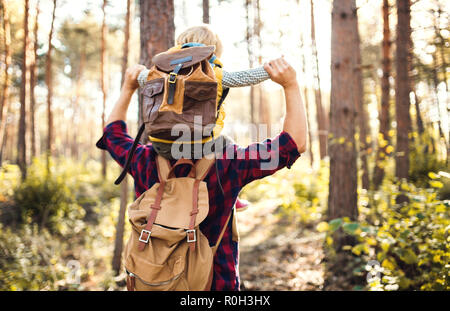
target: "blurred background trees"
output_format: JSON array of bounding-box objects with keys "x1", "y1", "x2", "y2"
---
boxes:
[{"x1": 0, "y1": 0, "x2": 448, "y2": 291}]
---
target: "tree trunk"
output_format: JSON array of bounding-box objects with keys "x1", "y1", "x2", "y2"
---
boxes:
[
  {"x1": 71, "y1": 45, "x2": 86, "y2": 161},
  {"x1": 433, "y1": 7, "x2": 449, "y2": 158},
  {"x1": 395, "y1": 0, "x2": 412, "y2": 181},
  {"x1": 299, "y1": 28, "x2": 314, "y2": 167},
  {"x1": 373, "y1": 0, "x2": 392, "y2": 188},
  {"x1": 202, "y1": 0, "x2": 210, "y2": 24},
  {"x1": 254, "y1": 0, "x2": 268, "y2": 130},
  {"x1": 432, "y1": 51, "x2": 448, "y2": 152},
  {"x1": 245, "y1": 0, "x2": 255, "y2": 124},
  {"x1": 112, "y1": 0, "x2": 132, "y2": 276},
  {"x1": 328, "y1": 0, "x2": 358, "y2": 225},
  {"x1": 46, "y1": 0, "x2": 57, "y2": 173},
  {"x1": 138, "y1": 0, "x2": 174, "y2": 143},
  {"x1": 101, "y1": 0, "x2": 108, "y2": 177},
  {"x1": 0, "y1": 0, "x2": 11, "y2": 165},
  {"x1": 310, "y1": 0, "x2": 327, "y2": 160},
  {"x1": 353, "y1": 11, "x2": 370, "y2": 190},
  {"x1": 18, "y1": 0, "x2": 30, "y2": 180},
  {"x1": 29, "y1": 0, "x2": 40, "y2": 158}
]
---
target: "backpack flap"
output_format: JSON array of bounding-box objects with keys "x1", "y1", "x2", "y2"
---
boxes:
[
  {"x1": 128, "y1": 179, "x2": 209, "y2": 230},
  {"x1": 152, "y1": 46, "x2": 215, "y2": 72}
]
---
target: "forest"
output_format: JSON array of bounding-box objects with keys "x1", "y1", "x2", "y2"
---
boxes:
[{"x1": 0, "y1": 0, "x2": 448, "y2": 291}]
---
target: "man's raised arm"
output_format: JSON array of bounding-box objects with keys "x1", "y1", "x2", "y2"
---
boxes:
[
  {"x1": 264, "y1": 58, "x2": 307, "y2": 154},
  {"x1": 106, "y1": 65, "x2": 146, "y2": 125}
]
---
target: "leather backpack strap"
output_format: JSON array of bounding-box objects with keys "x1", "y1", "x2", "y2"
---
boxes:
[
  {"x1": 137, "y1": 156, "x2": 169, "y2": 251},
  {"x1": 114, "y1": 123, "x2": 145, "y2": 185},
  {"x1": 211, "y1": 209, "x2": 233, "y2": 255},
  {"x1": 187, "y1": 179, "x2": 201, "y2": 252},
  {"x1": 186, "y1": 157, "x2": 215, "y2": 252}
]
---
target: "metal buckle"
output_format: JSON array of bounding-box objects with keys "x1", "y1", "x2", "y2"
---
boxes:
[
  {"x1": 186, "y1": 229, "x2": 196, "y2": 243},
  {"x1": 139, "y1": 229, "x2": 151, "y2": 243},
  {"x1": 168, "y1": 72, "x2": 177, "y2": 84}
]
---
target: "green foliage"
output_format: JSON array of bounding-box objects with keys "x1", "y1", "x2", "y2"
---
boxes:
[
  {"x1": 240, "y1": 160, "x2": 328, "y2": 225},
  {"x1": 0, "y1": 224, "x2": 68, "y2": 290},
  {"x1": 320, "y1": 178, "x2": 450, "y2": 291},
  {"x1": 409, "y1": 132, "x2": 448, "y2": 188},
  {"x1": 12, "y1": 158, "x2": 85, "y2": 235},
  {"x1": 0, "y1": 157, "x2": 128, "y2": 290}
]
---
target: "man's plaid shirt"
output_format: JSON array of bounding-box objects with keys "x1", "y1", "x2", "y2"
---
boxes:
[{"x1": 96, "y1": 120, "x2": 301, "y2": 290}]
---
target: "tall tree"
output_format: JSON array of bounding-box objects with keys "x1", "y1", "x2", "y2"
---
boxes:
[
  {"x1": 0, "y1": 0, "x2": 11, "y2": 165},
  {"x1": 18, "y1": 0, "x2": 30, "y2": 180},
  {"x1": 431, "y1": 7, "x2": 448, "y2": 155},
  {"x1": 328, "y1": 0, "x2": 358, "y2": 229},
  {"x1": 254, "y1": 0, "x2": 269, "y2": 130},
  {"x1": 29, "y1": 0, "x2": 40, "y2": 158},
  {"x1": 395, "y1": 0, "x2": 412, "y2": 181},
  {"x1": 353, "y1": 9, "x2": 370, "y2": 190},
  {"x1": 46, "y1": 0, "x2": 57, "y2": 173},
  {"x1": 299, "y1": 25, "x2": 314, "y2": 167},
  {"x1": 100, "y1": 0, "x2": 108, "y2": 177},
  {"x1": 203, "y1": 0, "x2": 210, "y2": 24},
  {"x1": 245, "y1": 0, "x2": 255, "y2": 124},
  {"x1": 138, "y1": 0, "x2": 174, "y2": 142},
  {"x1": 112, "y1": 0, "x2": 132, "y2": 276},
  {"x1": 373, "y1": 0, "x2": 392, "y2": 188},
  {"x1": 310, "y1": 0, "x2": 328, "y2": 160}
]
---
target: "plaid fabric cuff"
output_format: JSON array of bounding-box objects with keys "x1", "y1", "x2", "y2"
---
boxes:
[
  {"x1": 277, "y1": 131, "x2": 301, "y2": 169},
  {"x1": 95, "y1": 120, "x2": 128, "y2": 150}
]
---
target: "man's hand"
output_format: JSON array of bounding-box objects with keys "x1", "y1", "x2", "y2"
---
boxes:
[
  {"x1": 264, "y1": 57, "x2": 298, "y2": 89},
  {"x1": 122, "y1": 64, "x2": 147, "y2": 92},
  {"x1": 107, "y1": 65, "x2": 146, "y2": 125}
]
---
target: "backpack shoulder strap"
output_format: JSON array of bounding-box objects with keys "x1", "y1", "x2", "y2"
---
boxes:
[
  {"x1": 211, "y1": 209, "x2": 233, "y2": 255},
  {"x1": 155, "y1": 155, "x2": 171, "y2": 182},
  {"x1": 195, "y1": 156, "x2": 215, "y2": 180}
]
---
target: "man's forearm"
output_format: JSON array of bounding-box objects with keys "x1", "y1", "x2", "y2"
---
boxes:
[
  {"x1": 282, "y1": 84, "x2": 307, "y2": 153},
  {"x1": 106, "y1": 87, "x2": 134, "y2": 125}
]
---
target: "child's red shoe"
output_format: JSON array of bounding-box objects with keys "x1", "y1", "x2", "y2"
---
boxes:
[{"x1": 235, "y1": 198, "x2": 249, "y2": 212}]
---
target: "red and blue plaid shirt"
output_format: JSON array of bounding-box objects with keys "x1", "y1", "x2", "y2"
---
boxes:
[{"x1": 96, "y1": 120, "x2": 300, "y2": 290}]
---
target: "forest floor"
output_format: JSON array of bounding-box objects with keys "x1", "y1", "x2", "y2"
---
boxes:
[{"x1": 237, "y1": 202, "x2": 325, "y2": 291}]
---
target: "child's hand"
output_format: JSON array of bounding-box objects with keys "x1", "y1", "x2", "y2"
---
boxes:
[
  {"x1": 122, "y1": 65, "x2": 147, "y2": 92},
  {"x1": 264, "y1": 57, "x2": 297, "y2": 89}
]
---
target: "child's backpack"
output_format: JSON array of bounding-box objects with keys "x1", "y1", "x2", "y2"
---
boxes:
[
  {"x1": 124, "y1": 155, "x2": 232, "y2": 291},
  {"x1": 115, "y1": 45, "x2": 228, "y2": 185}
]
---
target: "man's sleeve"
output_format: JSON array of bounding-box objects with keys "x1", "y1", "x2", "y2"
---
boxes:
[
  {"x1": 95, "y1": 120, "x2": 154, "y2": 179},
  {"x1": 226, "y1": 131, "x2": 301, "y2": 188}
]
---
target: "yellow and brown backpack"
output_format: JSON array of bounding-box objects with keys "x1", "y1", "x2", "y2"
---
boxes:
[{"x1": 115, "y1": 45, "x2": 228, "y2": 185}]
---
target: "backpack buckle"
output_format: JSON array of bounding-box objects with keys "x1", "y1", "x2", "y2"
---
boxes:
[
  {"x1": 168, "y1": 72, "x2": 177, "y2": 84},
  {"x1": 186, "y1": 229, "x2": 196, "y2": 243},
  {"x1": 139, "y1": 229, "x2": 151, "y2": 243}
]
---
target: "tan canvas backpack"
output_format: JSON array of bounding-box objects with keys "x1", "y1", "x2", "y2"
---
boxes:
[{"x1": 124, "y1": 155, "x2": 231, "y2": 291}]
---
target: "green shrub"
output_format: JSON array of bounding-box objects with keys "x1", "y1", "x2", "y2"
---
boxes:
[
  {"x1": 409, "y1": 133, "x2": 447, "y2": 187},
  {"x1": 12, "y1": 159, "x2": 85, "y2": 235},
  {"x1": 0, "y1": 224, "x2": 69, "y2": 290},
  {"x1": 319, "y1": 178, "x2": 450, "y2": 291}
]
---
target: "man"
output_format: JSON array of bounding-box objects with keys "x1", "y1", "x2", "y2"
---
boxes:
[{"x1": 96, "y1": 57, "x2": 307, "y2": 290}]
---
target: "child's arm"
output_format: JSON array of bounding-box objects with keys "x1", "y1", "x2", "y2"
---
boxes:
[
  {"x1": 136, "y1": 66, "x2": 271, "y2": 89},
  {"x1": 222, "y1": 67, "x2": 270, "y2": 88},
  {"x1": 137, "y1": 68, "x2": 151, "y2": 88}
]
